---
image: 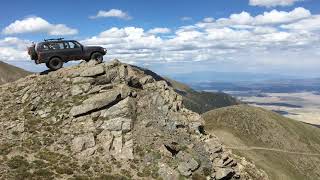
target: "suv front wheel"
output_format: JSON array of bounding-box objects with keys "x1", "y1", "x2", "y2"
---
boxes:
[
  {"x1": 46, "y1": 57, "x2": 63, "y2": 71},
  {"x1": 91, "y1": 52, "x2": 103, "y2": 63}
]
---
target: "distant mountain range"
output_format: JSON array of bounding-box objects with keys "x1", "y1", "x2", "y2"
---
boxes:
[
  {"x1": 0, "y1": 61, "x2": 31, "y2": 85},
  {"x1": 191, "y1": 78, "x2": 320, "y2": 93},
  {"x1": 170, "y1": 71, "x2": 301, "y2": 83}
]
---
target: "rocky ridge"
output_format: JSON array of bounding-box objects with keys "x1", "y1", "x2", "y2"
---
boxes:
[{"x1": 0, "y1": 60, "x2": 267, "y2": 179}]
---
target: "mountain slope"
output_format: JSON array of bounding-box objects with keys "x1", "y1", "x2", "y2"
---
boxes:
[
  {"x1": 203, "y1": 105, "x2": 320, "y2": 180},
  {"x1": 165, "y1": 78, "x2": 239, "y2": 114},
  {"x1": 0, "y1": 61, "x2": 31, "y2": 85},
  {"x1": 132, "y1": 66, "x2": 239, "y2": 114},
  {"x1": 0, "y1": 60, "x2": 266, "y2": 180}
]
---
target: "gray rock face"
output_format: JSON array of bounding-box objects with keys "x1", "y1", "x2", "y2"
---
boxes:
[
  {"x1": 176, "y1": 152, "x2": 200, "y2": 176},
  {"x1": 97, "y1": 130, "x2": 113, "y2": 152},
  {"x1": 215, "y1": 167, "x2": 235, "y2": 180},
  {"x1": 80, "y1": 65, "x2": 105, "y2": 77},
  {"x1": 72, "y1": 83, "x2": 91, "y2": 96},
  {"x1": 0, "y1": 60, "x2": 267, "y2": 180},
  {"x1": 70, "y1": 89, "x2": 121, "y2": 117},
  {"x1": 100, "y1": 117, "x2": 132, "y2": 132},
  {"x1": 158, "y1": 163, "x2": 180, "y2": 180},
  {"x1": 72, "y1": 133, "x2": 95, "y2": 153},
  {"x1": 139, "y1": 75, "x2": 154, "y2": 85},
  {"x1": 101, "y1": 97, "x2": 136, "y2": 119},
  {"x1": 72, "y1": 77, "x2": 95, "y2": 84},
  {"x1": 71, "y1": 85, "x2": 83, "y2": 96}
]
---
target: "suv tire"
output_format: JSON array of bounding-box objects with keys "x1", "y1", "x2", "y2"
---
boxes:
[
  {"x1": 91, "y1": 52, "x2": 103, "y2": 63},
  {"x1": 46, "y1": 57, "x2": 63, "y2": 71}
]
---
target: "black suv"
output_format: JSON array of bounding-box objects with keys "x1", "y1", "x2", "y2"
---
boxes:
[{"x1": 28, "y1": 38, "x2": 107, "y2": 70}]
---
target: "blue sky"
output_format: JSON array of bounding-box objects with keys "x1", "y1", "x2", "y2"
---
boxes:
[{"x1": 1, "y1": 0, "x2": 320, "y2": 80}]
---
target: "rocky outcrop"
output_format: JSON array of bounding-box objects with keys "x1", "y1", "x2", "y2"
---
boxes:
[{"x1": 0, "y1": 59, "x2": 267, "y2": 180}]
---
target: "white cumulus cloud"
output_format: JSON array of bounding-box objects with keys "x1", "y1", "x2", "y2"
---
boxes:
[
  {"x1": 0, "y1": 37, "x2": 31, "y2": 61},
  {"x1": 254, "y1": 7, "x2": 310, "y2": 24},
  {"x1": 249, "y1": 0, "x2": 303, "y2": 7},
  {"x1": 2, "y1": 16, "x2": 78, "y2": 35},
  {"x1": 148, "y1": 28, "x2": 171, "y2": 34},
  {"x1": 79, "y1": 7, "x2": 320, "y2": 75},
  {"x1": 90, "y1": 9, "x2": 131, "y2": 20},
  {"x1": 203, "y1": 17, "x2": 215, "y2": 23},
  {"x1": 201, "y1": 7, "x2": 311, "y2": 28},
  {"x1": 281, "y1": 15, "x2": 320, "y2": 31}
]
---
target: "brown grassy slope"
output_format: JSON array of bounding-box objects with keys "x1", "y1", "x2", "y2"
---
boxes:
[
  {"x1": 0, "y1": 61, "x2": 31, "y2": 85},
  {"x1": 203, "y1": 105, "x2": 320, "y2": 180},
  {"x1": 131, "y1": 65, "x2": 239, "y2": 114},
  {"x1": 164, "y1": 77, "x2": 239, "y2": 114}
]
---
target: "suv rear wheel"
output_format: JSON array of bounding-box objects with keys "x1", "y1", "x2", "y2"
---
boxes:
[
  {"x1": 91, "y1": 52, "x2": 103, "y2": 63},
  {"x1": 46, "y1": 57, "x2": 63, "y2": 71}
]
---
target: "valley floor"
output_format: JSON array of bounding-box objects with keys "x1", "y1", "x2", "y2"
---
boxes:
[{"x1": 234, "y1": 91, "x2": 320, "y2": 126}]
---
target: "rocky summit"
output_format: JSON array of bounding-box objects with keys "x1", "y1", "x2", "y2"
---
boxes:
[{"x1": 0, "y1": 60, "x2": 266, "y2": 180}]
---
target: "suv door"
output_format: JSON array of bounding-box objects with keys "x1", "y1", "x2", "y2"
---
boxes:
[
  {"x1": 47, "y1": 42, "x2": 69, "y2": 61},
  {"x1": 64, "y1": 41, "x2": 83, "y2": 60}
]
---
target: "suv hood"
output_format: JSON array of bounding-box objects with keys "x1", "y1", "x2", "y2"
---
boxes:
[{"x1": 83, "y1": 46, "x2": 104, "y2": 51}]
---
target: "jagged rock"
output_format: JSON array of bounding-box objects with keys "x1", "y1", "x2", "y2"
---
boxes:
[
  {"x1": 111, "y1": 132, "x2": 123, "y2": 153},
  {"x1": 80, "y1": 65, "x2": 105, "y2": 77},
  {"x1": 87, "y1": 84, "x2": 113, "y2": 94},
  {"x1": 158, "y1": 163, "x2": 180, "y2": 180},
  {"x1": 71, "y1": 83, "x2": 91, "y2": 95},
  {"x1": 156, "y1": 80, "x2": 169, "y2": 90},
  {"x1": 204, "y1": 138, "x2": 223, "y2": 154},
  {"x1": 78, "y1": 147, "x2": 96, "y2": 158},
  {"x1": 71, "y1": 116, "x2": 96, "y2": 133},
  {"x1": 106, "y1": 59, "x2": 121, "y2": 68},
  {"x1": 97, "y1": 130, "x2": 113, "y2": 152},
  {"x1": 71, "y1": 84, "x2": 83, "y2": 96},
  {"x1": 100, "y1": 117, "x2": 132, "y2": 132},
  {"x1": 86, "y1": 59, "x2": 100, "y2": 66},
  {"x1": 139, "y1": 75, "x2": 154, "y2": 85},
  {"x1": 119, "y1": 84, "x2": 132, "y2": 98},
  {"x1": 119, "y1": 139, "x2": 134, "y2": 159},
  {"x1": 80, "y1": 83, "x2": 91, "y2": 92},
  {"x1": 72, "y1": 133, "x2": 95, "y2": 153},
  {"x1": 119, "y1": 64, "x2": 128, "y2": 80},
  {"x1": 176, "y1": 151, "x2": 200, "y2": 176},
  {"x1": 122, "y1": 118, "x2": 132, "y2": 133},
  {"x1": 21, "y1": 92, "x2": 30, "y2": 103},
  {"x1": 215, "y1": 167, "x2": 235, "y2": 180},
  {"x1": 70, "y1": 89, "x2": 121, "y2": 117},
  {"x1": 101, "y1": 97, "x2": 136, "y2": 119},
  {"x1": 72, "y1": 77, "x2": 95, "y2": 84}
]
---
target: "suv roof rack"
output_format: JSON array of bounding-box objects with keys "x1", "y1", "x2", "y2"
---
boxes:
[{"x1": 44, "y1": 38, "x2": 64, "y2": 42}]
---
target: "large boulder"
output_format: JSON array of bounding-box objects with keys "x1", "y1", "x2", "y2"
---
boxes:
[
  {"x1": 80, "y1": 65, "x2": 105, "y2": 77},
  {"x1": 70, "y1": 89, "x2": 121, "y2": 117}
]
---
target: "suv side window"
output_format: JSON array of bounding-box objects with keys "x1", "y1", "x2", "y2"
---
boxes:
[
  {"x1": 48, "y1": 42, "x2": 65, "y2": 50},
  {"x1": 68, "y1": 42, "x2": 79, "y2": 49},
  {"x1": 41, "y1": 44, "x2": 49, "y2": 51}
]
